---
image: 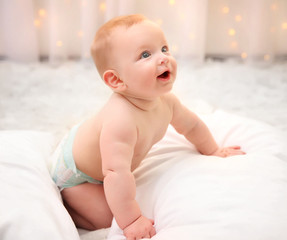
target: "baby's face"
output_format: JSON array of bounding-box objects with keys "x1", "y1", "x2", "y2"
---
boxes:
[{"x1": 110, "y1": 20, "x2": 177, "y2": 99}]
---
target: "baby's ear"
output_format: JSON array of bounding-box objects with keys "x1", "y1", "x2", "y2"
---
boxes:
[{"x1": 103, "y1": 70, "x2": 126, "y2": 91}]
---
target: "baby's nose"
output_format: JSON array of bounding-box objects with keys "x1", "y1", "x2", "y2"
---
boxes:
[{"x1": 158, "y1": 55, "x2": 169, "y2": 65}]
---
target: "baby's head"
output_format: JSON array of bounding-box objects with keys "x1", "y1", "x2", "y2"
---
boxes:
[
  {"x1": 91, "y1": 14, "x2": 147, "y2": 77},
  {"x1": 91, "y1": 14, "x2": 177, "y2": 99}
]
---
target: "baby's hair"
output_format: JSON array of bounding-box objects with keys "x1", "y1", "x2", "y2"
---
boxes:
[{"x1": 91, "y1": 14, "x2": 147, "y2": 77}]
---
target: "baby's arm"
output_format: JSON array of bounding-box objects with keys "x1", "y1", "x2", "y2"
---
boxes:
[
  {"x1": 100, "y1": 119, "x2": 155, "y2": 239},
  {"x1": 169, "y1": 94, "x2": 245, "y2": 157}
]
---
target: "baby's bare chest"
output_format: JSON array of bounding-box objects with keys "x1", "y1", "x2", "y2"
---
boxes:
[{"x1": 131, "y1": 109, "x2": 172, "y2": 170}]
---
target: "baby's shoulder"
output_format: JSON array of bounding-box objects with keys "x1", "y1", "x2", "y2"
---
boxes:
[
  {"x1": 161, "y1": 92, "x2": 181, "y2": 106},
  {"x1": 101, "y1": 96, "x2": 137, "y2": 124}
]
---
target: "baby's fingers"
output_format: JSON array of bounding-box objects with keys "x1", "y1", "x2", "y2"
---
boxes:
[
  {"x1": 226, "y1": 146, "x2": 246, "y2": 156},
  {"x1": 214, "y1": 146, "x2": 246, "y2": 157},
  {"x1": 142, "y1": 223, "x2": 156, "y2": 239},
  {"x1": 228, "y1": 145, "x2": 241, "y2": 150},
  {"x1": 150, "y1": 225, "x2": 156, "y2": 237},
  {"x1": 137, "y1": 228, "x2": 156, "y2": 240}
]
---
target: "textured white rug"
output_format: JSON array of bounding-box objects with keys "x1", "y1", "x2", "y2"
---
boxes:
[{"x1": 1, "y1": 60, "x2": 286, "y2": 138}]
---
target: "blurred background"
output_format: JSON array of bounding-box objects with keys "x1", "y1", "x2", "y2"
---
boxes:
[
  {"x1": 0, "y1": 0, "x2": 286, "y2": 139},
  {"x1": 0, "y1": 0, "x2": 286, "y2": 64}
]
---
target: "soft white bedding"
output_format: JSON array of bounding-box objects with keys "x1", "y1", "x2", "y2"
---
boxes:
[
  {"x1": 0, "y1": 131, "x2": 80, "y2": 240},
  {"x1": 107, "y1": 111, "x2": 287, "y2": 240},
  {"x1": 0, "y1": 60, "x2": 286, "y2": 240},
  {"x1": 0, "y1": 111, "x2": 286, "y2": 240}
]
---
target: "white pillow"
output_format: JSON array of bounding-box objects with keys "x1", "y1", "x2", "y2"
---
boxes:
[
  {"x1": 107, "y1": 110, "x2": 287, "y2": 240},
  {"x1": 0, "y1": 131, "x2": 80, "y2": 240}
]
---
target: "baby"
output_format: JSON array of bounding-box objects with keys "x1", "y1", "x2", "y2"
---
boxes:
[{"x1": 50, "y1": 14, "x2": 245, "y2": 240}]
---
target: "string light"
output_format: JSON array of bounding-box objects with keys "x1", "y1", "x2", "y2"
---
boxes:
[
  {"x1": 222, "y1": 7, "x2": 229, "y2": 14},
  {"x1": 264, "y1": 54, "x2": 270, "y2": 61},
  {"x1": 56, "y1": 41, "x2": 63, "y2": 47},
  {"x1": 34, "y1": 19, "x2": 41, "y2": 27},
  {"x1": 31, "y1": 3, "x2": 279, "y2": 63},
  {"x1": 169, "y1": 0, "x2": 175, "y2": 6},
  {"x1": 271, "y1": 4, "x2": 278, "y2": 11},
  {"x1": 78, "y1": 31, "x2": 83, "y2": 38},
  {"x1": 228, "y1": 28, "x2": 236, "y2": 36},
  {"x1": 38, "y1": 9, "x2": 46, "y2": 17},
  {"x1": 241, "y1": 52, "x2": 248, "y2": 59},
  {"x1": 235, "y1": 15, "x2": 242, "y2": 22},
  {"x1": 99, "y1": 2, "x2": 106, "y2": 11},
  {"x1": 282, "y1": 22, "x2": 287, "y2": 30}
]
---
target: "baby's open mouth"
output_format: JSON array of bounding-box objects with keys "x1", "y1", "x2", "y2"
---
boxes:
[{"x1": 157, "y1": 71, "x2": 170, "y2": 80}]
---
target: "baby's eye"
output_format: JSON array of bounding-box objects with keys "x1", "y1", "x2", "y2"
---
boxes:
[
  {"x1": 141, "y1": 51, "x2": 151, "y2": 59},
  {"x1": 162, "y1": 46, "x2": 168, "y2": 53}
]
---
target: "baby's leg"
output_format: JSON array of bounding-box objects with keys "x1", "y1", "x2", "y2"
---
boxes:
[{"x1": 61, "y1": 183, "x2": 113, "y2": 230}]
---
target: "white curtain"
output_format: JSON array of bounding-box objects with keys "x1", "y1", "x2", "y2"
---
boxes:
[{"x1": 0, "y1": 0, "x2": 286, "y2": 64}]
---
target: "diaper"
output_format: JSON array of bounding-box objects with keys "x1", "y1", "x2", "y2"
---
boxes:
[{"x1": 50, "y1": 123, "x2": 103, "y2": 191}]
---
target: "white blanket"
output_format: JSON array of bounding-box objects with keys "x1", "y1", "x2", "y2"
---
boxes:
[
  {"x1": 2, "y1": 109, "x2": 284, "y2": 240},
  {"x1": 106, "y1": 111, "x2": 287, "y2": 240}
]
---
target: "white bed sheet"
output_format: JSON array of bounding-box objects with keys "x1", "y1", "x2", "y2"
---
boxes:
[
  {"x1": 83, "y1": 110, "x2": 287, "y2": 240},
  {"x1": 0, "y1": 131, "x2": 80, "y2": 240},
  {"x1": 0, "y1": 111, "x2": 286, "y2": 240},
  {"x1": 106, "y1": 111, "x2": 287, "y2": 240}
]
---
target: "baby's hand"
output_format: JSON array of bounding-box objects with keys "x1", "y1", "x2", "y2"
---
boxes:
[
  {"x1": 212, "y1": 146, "x2": 246, "y2": 157},
  {"x1": 123, "y1": 215, "x2": 156, "y2": 240}
]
